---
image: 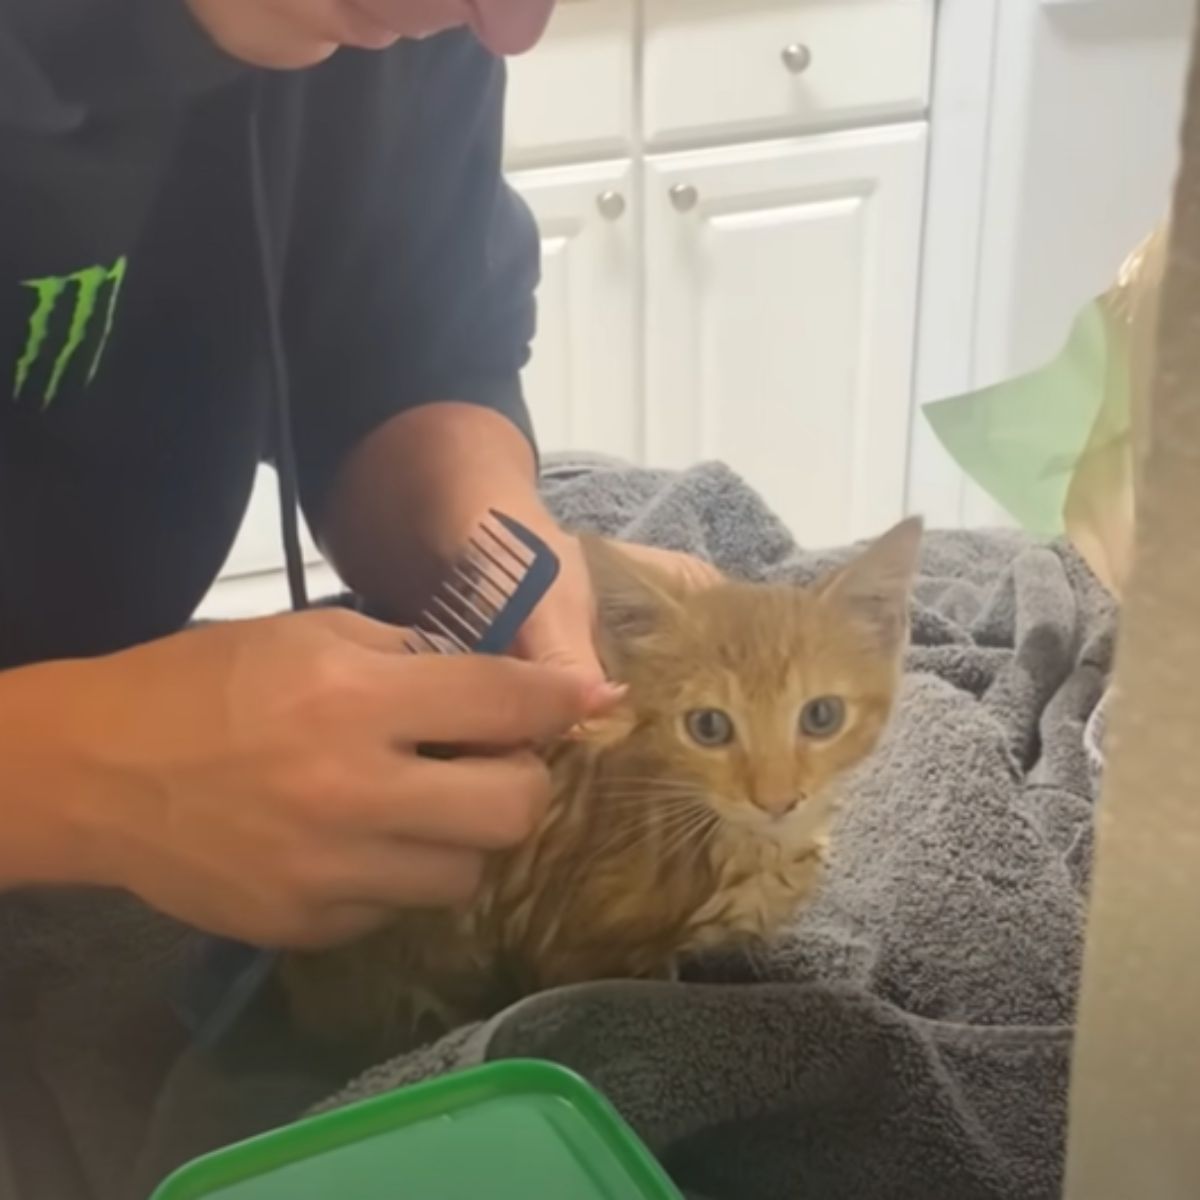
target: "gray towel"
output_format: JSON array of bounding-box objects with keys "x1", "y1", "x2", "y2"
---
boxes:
[
  {"x1": 6, "y1": 460, "x2": 1113, "y2": 1200},
  {"x1": 309, "y1": 459, "x2": 1112, "y2": 1199}
]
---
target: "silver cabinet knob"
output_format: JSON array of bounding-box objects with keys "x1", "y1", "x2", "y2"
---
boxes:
[
  {"x1": 668, "y1": 183, "x2": 699, "y2": 213},
  {"x1": 781, "y1": 43, "x2": 813, "y2": 74},
  {"x1": 596, "y1": 190, "x2": 626, "y2": 220}
]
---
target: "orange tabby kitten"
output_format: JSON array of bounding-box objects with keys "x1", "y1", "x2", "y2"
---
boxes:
[{"x1": 281, "y1": 517, "x2": 922, "y2": 1054}]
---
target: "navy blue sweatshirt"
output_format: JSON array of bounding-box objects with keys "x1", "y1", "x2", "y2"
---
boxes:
[{"x1": 0, "y1": 3, "x2": 538, "y2": 671}]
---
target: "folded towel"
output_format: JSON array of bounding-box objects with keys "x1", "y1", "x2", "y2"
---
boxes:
[
  {"x1": 309, "y1": 459, "x2": 1113, "y2": 1200},
  {"x1": 2, "y1": 460, "x2": 1112, "y2": 1200}
]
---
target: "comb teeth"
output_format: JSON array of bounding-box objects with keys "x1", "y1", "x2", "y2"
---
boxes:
[{"x1": 404, "y1": 510, "x2": 551, "y2": 658}]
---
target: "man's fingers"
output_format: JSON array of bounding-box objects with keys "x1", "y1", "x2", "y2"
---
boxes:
[
  {"x1": 518, "y1": 627, "x2": 606, "y2": 691},
  {"x1": 350, "y1": 752, "x2": 553, "y2": 851},
  {"x1": 366, "y1": 654, "x2": 600, "y2": 745},
  {"x1": 290, "y1": 902, "x2": 393, "y2": 950},
  {"x1": 275, "y1": 842, "x2": 488, "y2": 949},
  {"x1": 325, "y1": 841, "x2": 485, "y2": 911}
]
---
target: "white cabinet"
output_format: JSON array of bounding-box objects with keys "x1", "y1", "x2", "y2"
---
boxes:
[
  {"x1": 509, "y1": 0, "x2": 934, "y2": 547},
  {"x1": 511, "y1": 160, "x2": 641, "y2": 460},
  {"x1": 643, "y1": 127, "x2": 927, "y2": 543}
]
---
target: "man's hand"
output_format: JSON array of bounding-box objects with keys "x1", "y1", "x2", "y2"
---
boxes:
[{"x1": 0, "y1": 610, "x2": 598, "y2": 948}]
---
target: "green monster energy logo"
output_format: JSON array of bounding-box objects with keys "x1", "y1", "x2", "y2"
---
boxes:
[{"x1": 13, "y1": 256, "x2": 128, "y2": 407}]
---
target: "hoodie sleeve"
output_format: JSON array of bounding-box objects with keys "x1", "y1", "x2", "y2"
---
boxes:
[{"x1": 281, "y1": 33, "x2": 540, "y2": 523}]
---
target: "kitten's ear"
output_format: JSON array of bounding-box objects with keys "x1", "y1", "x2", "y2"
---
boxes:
[
  {"x1": 581, "y1": 535, "x2": 685, "y2": 642},
  {"x1": 817, "y1": 517, "x2": 923, "y2": 654}
]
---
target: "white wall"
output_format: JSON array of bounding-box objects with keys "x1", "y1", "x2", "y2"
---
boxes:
[
  {"x1": 978, "y1": 0, "x2": 1192, "y2": 378},
  {"x1": 913, "y1": 0, "x2": 1193, "y2": 527}
]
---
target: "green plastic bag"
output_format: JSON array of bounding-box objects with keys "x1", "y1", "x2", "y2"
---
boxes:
[
  {"x1": 924, "y1": 225, "x2": 1163, "y2": 596},
  {"x1": 925, "y1": 303, "x2": 1121, "y2": 538}
]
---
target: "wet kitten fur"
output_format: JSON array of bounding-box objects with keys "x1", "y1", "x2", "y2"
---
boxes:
[{"x1": 281, "y1": 518, "x2": 922, "y2": 1055}]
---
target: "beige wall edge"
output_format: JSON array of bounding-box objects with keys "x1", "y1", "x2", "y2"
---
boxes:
[{"x1": 1063, "y1": 3, "x2": 1200, "y2": 1196}]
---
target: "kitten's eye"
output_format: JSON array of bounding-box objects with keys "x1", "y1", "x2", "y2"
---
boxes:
[
  {"x1": 684, "y1": 708, "x2": 735, "y2": 747},
  {"x1": 799, "y1": 697, "x2": 846, "y2": 739}
]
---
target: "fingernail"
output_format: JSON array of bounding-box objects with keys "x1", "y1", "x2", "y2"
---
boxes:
[{"x1": 586, "y1": 681, "x2": 629, "y2": 711}]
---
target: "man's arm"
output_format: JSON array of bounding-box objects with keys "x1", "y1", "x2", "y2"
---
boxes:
[
  {"x1": 0, "y1": 660, "x2": 105, "y2": 888},
  {"x1": 321, "y1": 402, "x2": 542, "y2": 623},
  {"x1": 283, "y1": 30, "x2": 539, "y2": 532},
  {"x1": 284, "y1": 32, "x2": 712, "y2": 675},
  {"x1": 280, "y1": 33, "x2": 595, "y2": 655}
]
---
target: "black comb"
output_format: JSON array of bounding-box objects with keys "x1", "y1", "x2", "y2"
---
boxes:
[{"x1": 401, "y1": 509, "x2": 561, "y2": 658}]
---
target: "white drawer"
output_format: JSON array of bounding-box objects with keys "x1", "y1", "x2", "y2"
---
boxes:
[
  {"x1": 504, "y1": 0, "x2": 635, "y2": 168},
  {"x1": 643, "y1": 0, "x2": 935, "y2": 149}
]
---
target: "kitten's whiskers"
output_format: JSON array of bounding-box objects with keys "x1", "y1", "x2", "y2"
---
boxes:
[
  {"x1": 657, "y1": 808, "x2": 720, "y2": 867},
  {"x1": 577, "y1": 802, "x2": 708, "y2": 872},
  {"x1": 594, "y1": 792, "x2": 703, "y2": 811}
]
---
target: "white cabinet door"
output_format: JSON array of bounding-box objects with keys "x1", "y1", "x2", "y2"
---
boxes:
[
  {"x1": 511, "y1": 159, "x2": 641, "y2": 461},
  {"x1": 644, "y1": 125, "x2": 928, "y2": 547}
]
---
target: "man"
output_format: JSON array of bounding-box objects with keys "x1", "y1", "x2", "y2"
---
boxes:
[{"x1": 0, "y1": 1, "x2": 696, "y2": 954}]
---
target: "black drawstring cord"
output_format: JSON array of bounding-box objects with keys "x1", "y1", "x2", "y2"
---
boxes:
[
  {"x1": 177, "y1": 86, "x2": 311, "y2": 1050},
  {"x1": 249, "y1": 85, "x2": 309, "y2": 612},
  {"x1": 173, "y1": 89, "x2": 311, "y2": 1049}
]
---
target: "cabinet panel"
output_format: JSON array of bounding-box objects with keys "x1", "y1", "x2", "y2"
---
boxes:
[
  {"x1": 644, "y1": 127, "x2": 928, "y2": 546},
  {"x1": 511, "y1": 160, "x2": 641, "y2": 461},
  {"x1": 644, "y1": 0, "x2": 934, "y2": 149}
]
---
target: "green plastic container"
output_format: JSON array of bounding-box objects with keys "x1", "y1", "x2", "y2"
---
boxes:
[{"x1": 150, "y1": 1059, "x2": 684, "y2": 1200}]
